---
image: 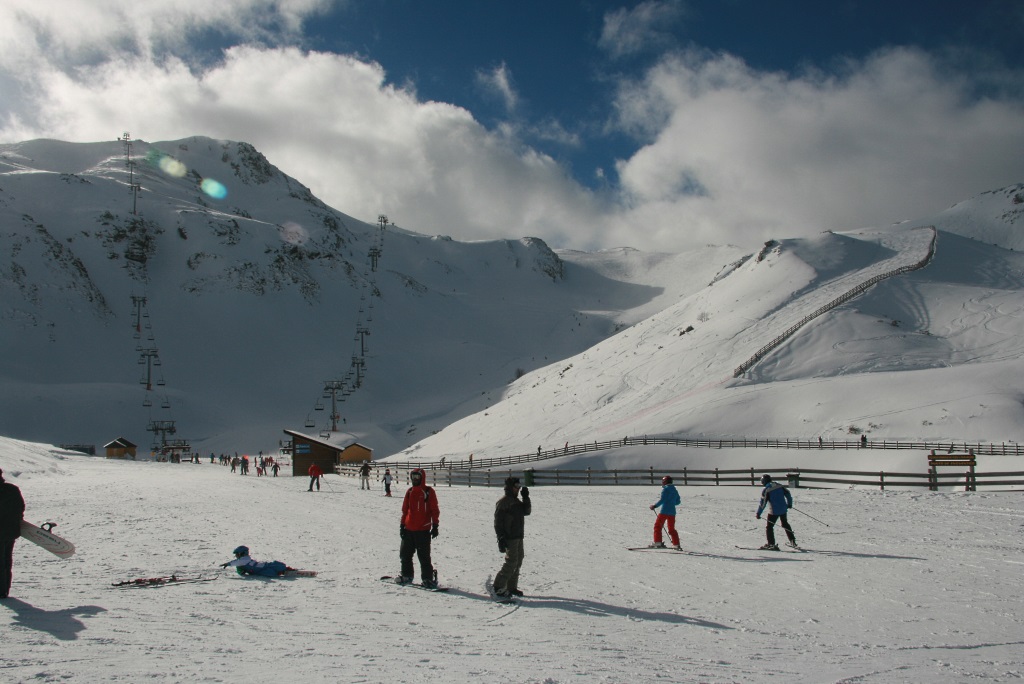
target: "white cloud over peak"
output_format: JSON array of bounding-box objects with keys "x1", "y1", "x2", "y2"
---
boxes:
[
  {"x1": 605, "y1": 47, "x2": 1024, "y2": 248},
  {"x1": 1, "y1": 2, "x2": 1023, "y2": 255}
]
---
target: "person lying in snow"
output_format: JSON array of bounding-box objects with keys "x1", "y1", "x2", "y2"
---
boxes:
[{"x1": 221, "y1": 545, "x2": 293, "y2": 576}]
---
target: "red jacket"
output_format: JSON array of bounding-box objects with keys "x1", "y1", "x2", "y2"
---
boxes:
[
  {"x1": 308, "y1": 464, "x2": 323, "y2": 477},
  {"x1": 401, "y1": 484, "x2": 439, "y2": 531}
]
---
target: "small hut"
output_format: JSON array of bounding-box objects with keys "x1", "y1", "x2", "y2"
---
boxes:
[
  {"x1": 104, "y1": 437, "x2": 138, "y2": 459},
  {"x1": 283, "y1": 430, "x2": 373, "y2": 476}
]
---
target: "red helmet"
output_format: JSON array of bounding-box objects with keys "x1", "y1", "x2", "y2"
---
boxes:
[
  {"x1": 410, "y1": 468, "x2": 426, "y2": 483},
  {"x1": 662, "y1": 475, "x2": 673, "y2": 485}
]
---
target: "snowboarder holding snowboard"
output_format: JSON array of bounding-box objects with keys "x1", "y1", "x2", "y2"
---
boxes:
[
  {"x1": 755, "y1": 474, "x2": 797, "y2": 550},
  {"x1": 0, "y1": 467, "x2": 26, "y2": 599},
  {"x1": 649, "y1": 475, "x2": 682, "y2": 550},
  {"x1": 398, "y1": 468, "x2": 440, "y2": 588},
  {"x1": 493, "y1": 476, "x2": 531, "y2": 598},
  {"x1": 222, "y1": 545, "x2": 293, "y2": 577}
]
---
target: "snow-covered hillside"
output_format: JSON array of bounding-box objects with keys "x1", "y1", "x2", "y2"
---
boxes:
[
  {"x1": 2, "y1": 136, "x2": 1023, "y2": 462},
  {"x1": 0, "y1": 137, "x2": 742, "y2": 455}
]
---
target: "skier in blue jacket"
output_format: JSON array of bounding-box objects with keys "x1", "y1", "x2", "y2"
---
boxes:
[
  {"x1": 648, "y1": 476, "x2": 682, "y2": 550},
  {"x1": 755, "y1": 474, "x2": 797, "y2": 550}
]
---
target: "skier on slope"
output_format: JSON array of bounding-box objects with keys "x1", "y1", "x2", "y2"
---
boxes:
[
  {"x1": 648, "y1": 475, "x2": 682, "y2": 550},
  {"x1": 755, "y1": 474, "x2": 798, "y2": 550},
  {"x1": 397, "y1": 468, "x2": 440, "y2": 588},
  {"x1": 222, "y1": 545, "x2": 295, "y2": 577},
  {"x1": 382, "y1": 468, "x2": 393, "y2": 497}
]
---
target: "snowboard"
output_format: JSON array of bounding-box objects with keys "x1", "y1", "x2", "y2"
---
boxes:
[
  {"x1": 379, "y1": 575, "x2": 449, "y2": 592},
  {"x1": 113, "y1": 575, "x2": 216, "y2": 588},
  {"x1": 283, "y1": 569, "x2": 318, "y2": 577},
  {"x1": 20, "y1": 521, "x2": 75, "y2": 558}
]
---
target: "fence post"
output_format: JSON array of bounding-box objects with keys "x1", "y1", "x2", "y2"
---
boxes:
[
  {"x1": 880, "y1": 471, "x2": 885, "y2": 491},
  {"x1": 750, "y1": 467, "x2": 755, "y2": 486},
  {"x1": 649, "y1": 466, "x2": 654, "y2": 485},
  {"x1": 715, "y1": 468, "x2": 719, "y2": 486},
  {"x1": 587, "y1": 467, "x2": 592, "y2": 485},
  {"x1": 683, "y1": 467, "x2": 688, "y2": 486}
]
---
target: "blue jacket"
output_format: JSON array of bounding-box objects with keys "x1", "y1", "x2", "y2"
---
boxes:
[
  {"x1": 652, "y1": 484, "x2": 681, "y2": 516},
  {"x1": 757, "y1": 482, "x2": 792, "y2": 517},
  {"x1": 227, "y1": 555, "x2": 288, "y2": 577}
]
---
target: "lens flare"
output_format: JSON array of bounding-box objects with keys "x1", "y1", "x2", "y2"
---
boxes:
[
  {"x1": 200, "y1": 178, "x2": 227, "y2": 199},
  {"x1": 278, "y1": 221, "x2": 309, "y2": 245},
  {"x1": 158, "y1": 156, "x2": 187, "y2": 178}
]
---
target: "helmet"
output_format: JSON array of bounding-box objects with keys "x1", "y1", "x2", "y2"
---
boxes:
[
  {"x1": 410, "y1": 468, "x2": 425, "y2": 483},
  {"x1": 661, "y1": 475, "x2": 673, "y2": 485},
  {"x1": 760, "y1": 474, "x2": 772, "y2": 485},
  {"x1": 233, "y1": 545, "x2": 249, "y2": 556}
]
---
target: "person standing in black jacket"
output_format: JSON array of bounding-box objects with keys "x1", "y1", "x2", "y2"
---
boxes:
[
  {"x1": 0, "y1": 467, "x2": 26, "y2": 599},
  {"x1": 493, "y1": 477, "x2": 531, "y2": 598}
]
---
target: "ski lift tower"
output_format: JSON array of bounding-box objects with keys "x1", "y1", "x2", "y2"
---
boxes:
[
  {"x1": 322, "y1": 380, "x2": 347, "y2": 432},
  {"x1": 137, "y1": 347, "x2": 159, "y2": 391},
  {"x1": 147, "y1": 419, "x2": 177, "y2": 450}
]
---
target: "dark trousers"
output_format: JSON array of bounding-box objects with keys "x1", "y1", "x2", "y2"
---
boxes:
[
  {"x1": 308, "y1": 476, "x2": 320, "y2": 491},
  {"x1": 400, "y1": 530, "x2": 433, "y2": 580},
  {"x1": 765, "y1": 514, "x2": 796, "y2": 546},
  {"x1": 494, "y1": 538, "x2": 525, "y2": 593},
  {"x1": 0, "y1": 538, "x2": 15, "y2": 598}
]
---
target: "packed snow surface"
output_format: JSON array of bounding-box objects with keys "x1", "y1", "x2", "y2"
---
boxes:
[{"x1": 2, "y1": 438, "x2": 1022, "y2": 682}]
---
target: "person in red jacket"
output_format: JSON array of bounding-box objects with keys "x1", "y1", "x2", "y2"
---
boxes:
[
  {"x1": 397, "y1": 468, "x2": 440, "y2": 588},
  {"x1": 307, "y1": 463, "x2": 323, "y2": 491}
]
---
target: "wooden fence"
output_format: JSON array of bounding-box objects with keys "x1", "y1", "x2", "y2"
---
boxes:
[
  {"x1": 733, "y1": 226, "x2": 937, "y2": 377},
  {"x1": 378, "y1": 435, "x2": 1024, "y2": 475},
  {"x1": 339, "y1": 464, "x2": 1024, "y2": 492}
]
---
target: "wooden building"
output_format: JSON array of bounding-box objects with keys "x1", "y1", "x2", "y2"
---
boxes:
[
  {"x1": 104, "y1": 437, "x2": 138, "y2": 459},
  {"x1": 283, "y1": 430, "x2": 373, "y2": 476}
]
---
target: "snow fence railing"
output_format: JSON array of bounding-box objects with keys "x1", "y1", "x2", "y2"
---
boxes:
[
  {"x1": 733, "y1": 226, "x2": 938, "y2": 378},
  {"x1": 338, "y1": 464, "x2": 1024, "y2": 491}
]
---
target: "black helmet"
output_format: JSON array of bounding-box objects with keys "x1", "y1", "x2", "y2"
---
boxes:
[
  {"x1": 760, "y1": 474, "x2": 772, "y2": 485},
  {"x1": 233, "y1": 545, "x2": 249, "y2": 557},
  {"x1": 662, "y1": 475, "x2": 673, "y2": 485}
]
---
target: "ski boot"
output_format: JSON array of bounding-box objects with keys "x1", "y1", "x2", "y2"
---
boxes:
[
  {"x1": 648, "y1": 541, "x2": 666, "y2": 549},
  {"x1": 759, "y1": 543, "x2": 780, "y2": 551}
]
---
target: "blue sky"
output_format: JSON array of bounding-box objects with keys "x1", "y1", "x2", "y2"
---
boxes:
[{"x1": 2, "y1": 1, "x2": 1023, "y2": 252}]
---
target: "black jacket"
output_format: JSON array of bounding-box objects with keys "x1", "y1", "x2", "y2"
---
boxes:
[
  {"x1": 0, "y1": 481, "x2": 26, "y2": 540},
  {"x1": 494, "y1": 492, "x2": 531, "y2": 543}
]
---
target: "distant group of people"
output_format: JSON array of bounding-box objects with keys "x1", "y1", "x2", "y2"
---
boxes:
[{"x1": 226, "y1": 454, "x2": 280, "y2": 477}]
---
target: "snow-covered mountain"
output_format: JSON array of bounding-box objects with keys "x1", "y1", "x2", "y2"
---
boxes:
[
  {"x1": 0, "y1": 137, "x2": 743, "y2": 454},
  {"x1": 2, "y1": 136, "x2": 1023, "y2": 458}
]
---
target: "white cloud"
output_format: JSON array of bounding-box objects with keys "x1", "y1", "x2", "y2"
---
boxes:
[
  {"x1": 475, "y1": 61, "x2": 519, "y2": 113},
  {"x1": 599, "y1": 0, "x2": 686, "y2": 60},
  {"x1": 1, "y1": 2, "x2": 1023, "y2": 255},
  {"x1": 604, "y1": 47, "x2": 1024, "y2": 249}
]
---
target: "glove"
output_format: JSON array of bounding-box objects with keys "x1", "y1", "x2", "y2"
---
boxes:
[
  {"x1": 430, "y1": 524, "x2": 439, "y2": 539},
  {"x1": 399, "y1": 524, "x2": 407, "y2": 539},
  {"x1": 756, "y1": 514, "x2": 761, "y2": 520},
  {"x1": 520, "y1": 486, "x2": 529, "y2": 497},
  {"x1": 220, "y1": 562, "x2": 230, "y2": 568},
  {"x1": 649, "y1": 504, "x2": 656, "y2": 511},
  {"x1": 498, "y1": 539, "x2": 507, "y2": 553}
]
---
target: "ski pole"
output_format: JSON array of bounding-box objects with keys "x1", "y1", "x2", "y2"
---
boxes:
[{"x1": 790, "y1": 506, "x2": 830, "y2": 527}]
